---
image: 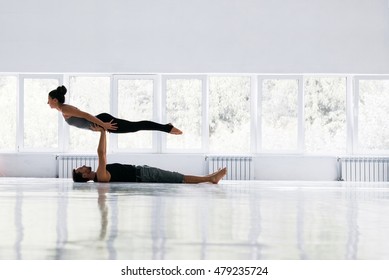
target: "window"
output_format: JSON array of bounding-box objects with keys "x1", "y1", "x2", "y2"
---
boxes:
[
  {"x1": 68, "y1": 76, "x2": 111, "y2": 152},
  {"x1": 260, "y1": 77, "x2": 301, "y2": 151},
  {"x1": 115, "y1": 76, "x2": 156, "y2": 151},
  {"x1": 0, "y1": 76, "x2": 17, "y2": 151},
  {"x1": 163, "y1": 76, "x2": 205, "y2": 151},
  {"x1": 304, "y1": 77, "x2": 347, "y2": 154},
  {"x1": 209, "y1": 76, "x2": 251, "y2": 153},
  {"x1": 2, "y1": 73, "x2": 388, "y2": 155},
  {"x1": 22, "y1": 77, "x2": 60, "y2": 150},
  {"x1": 356, "y1": 77, "x2": 389, "y2": 152}
]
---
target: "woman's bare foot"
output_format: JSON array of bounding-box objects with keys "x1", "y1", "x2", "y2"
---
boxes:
[
  {"x1": 210, "y1": 167, "x2": 227, "y2": 184},
  {"x1": 168, "y1": 123, "x2": 183, "y2": 135}
]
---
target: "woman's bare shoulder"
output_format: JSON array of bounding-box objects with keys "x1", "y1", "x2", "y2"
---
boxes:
[{"x1": 61, "y1": 104, "x2": 81, "y2": 118}]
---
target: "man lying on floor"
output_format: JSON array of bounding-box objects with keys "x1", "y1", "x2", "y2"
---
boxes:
[{"x1": 72, "y1": 124, "x2": 227, "y2": 184}]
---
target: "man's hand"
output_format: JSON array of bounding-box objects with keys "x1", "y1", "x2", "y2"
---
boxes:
[{"x1": 90, "y1": 124, "x2": 106, "y2": 132}]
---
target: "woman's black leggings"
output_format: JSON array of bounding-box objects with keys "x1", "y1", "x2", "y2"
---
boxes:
[{"x1": 96, "y1": 113, "x2": 173, "y2": 134}]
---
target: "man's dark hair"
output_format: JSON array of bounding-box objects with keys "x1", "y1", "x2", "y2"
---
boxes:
[{"x1": 72, "y1": 169, "x2": 89, "y2": 182}]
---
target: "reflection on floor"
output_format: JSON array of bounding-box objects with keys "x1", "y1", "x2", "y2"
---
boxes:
[{"x1": 1, "y1": 178, "x2": 389, "y2": 260}]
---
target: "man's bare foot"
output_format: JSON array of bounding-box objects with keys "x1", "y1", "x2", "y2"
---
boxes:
[
  {"x1": 168, "y1": 123, "x2": 183, "y2": 135},
  {"x1": 209, "y1": 168, "x2": 224, "y2": 177},
  {"x1": 210, "y1": 167, "x2": 227, "y2": 184}
]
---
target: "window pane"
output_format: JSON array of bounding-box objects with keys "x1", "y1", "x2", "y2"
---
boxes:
[
  {"x1": 261, "y1": 79, "x2": 298, "y2": 151},
  {"x1": 358, "y1": 79, "x2": 389, "y2": 151},
  {"x1": 209, "y1": 76, "x2": 251, "y2": 153},
  {"x1": 0, "y1": 76, "x2": 17, "y2": 150},
  {"x1": 304, "y1": 77, "x2": 346, "y2": 153},
  {"x1": 68, "y1": 76, "x2": 111, "y2": 152},
  {"x1": 166, "y1": 78, "x2": 202, "y2": 150},
  {"x1": 24, "y1": 79, "x2": 59, "y2": 149},
  {"x1": 117, "y1": 79, "x2": 154, "y2": 149}
]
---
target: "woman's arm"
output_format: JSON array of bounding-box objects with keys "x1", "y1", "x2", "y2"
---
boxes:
[{"x1": 62, "y1": 105, "x2": 117, "y2": 131}]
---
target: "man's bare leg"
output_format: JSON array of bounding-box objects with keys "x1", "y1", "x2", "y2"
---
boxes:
[{"x1": 183, "y1": 167, "x2": 227, "y2": 184}]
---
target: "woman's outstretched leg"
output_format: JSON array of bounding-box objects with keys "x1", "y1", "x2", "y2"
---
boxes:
[{"x1": 96, "y1": 113, "x2": 182, "y2": 134}]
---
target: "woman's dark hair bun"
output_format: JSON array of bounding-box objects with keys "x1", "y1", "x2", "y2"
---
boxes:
[
  {"x1": 48, "y1": 85, "x2": 67, "y2": 104},
  {"x1": 57, "y1": 85, "x2": 67, "y2": 95}
]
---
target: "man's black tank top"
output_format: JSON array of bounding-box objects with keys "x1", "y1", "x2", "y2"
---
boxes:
[{"x1": 94, "y1": 163, "x2": 137, "y2": 182}]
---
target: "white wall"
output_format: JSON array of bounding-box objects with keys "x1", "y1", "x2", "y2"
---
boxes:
[
  {"x1": 0, "y1": 0, "x2": 388, "y2": 73},
  {"x1": 0, "y1": 153, "x2": 339, "y2": 180},
  {"x1": 254, "y1": 155, "x2": 338, "y2": 180},
  {"x1": 0, "y1": 154, "x2": 57, "y2": 178}
]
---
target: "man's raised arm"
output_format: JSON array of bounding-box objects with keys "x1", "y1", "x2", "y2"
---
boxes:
[{"x1": 90, "y1": 124, "x2": 110, "y2": 182}]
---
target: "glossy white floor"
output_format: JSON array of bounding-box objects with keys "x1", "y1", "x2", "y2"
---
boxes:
[{"x1": 1, "y1": 177, "x2": 389, "y2": 260}]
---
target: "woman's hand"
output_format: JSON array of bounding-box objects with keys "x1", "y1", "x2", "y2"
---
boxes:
[{"x1": 103, "y1": 119, "x2": 118, "y2": 131}]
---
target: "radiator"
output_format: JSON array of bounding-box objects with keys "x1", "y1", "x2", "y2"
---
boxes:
[
  {"x1": 57, "y1": 155, "x2": 98, "y2": 178},
  {"x1": 338, "y1": 157, "x2": 389, "y2": 182},
  {"x1": 206, "y1": 156, "x2": 253, "y2": 180}
]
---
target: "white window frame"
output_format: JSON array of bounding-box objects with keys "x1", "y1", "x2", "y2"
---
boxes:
[
  {"x1": 0, "y1": 73, "x2": 18, "y2": 152},
  {"x1": 161, "y1": 75, "x2": 208, "y2": 153},
  {"x1": 64, "y1": 74, "x2": 112, "y2": 153},
  {"x1": 346, "y1": 75, "x2": 354, "y2": 155},
  {"x1": 257, "y1": 75, "x2": 304, "y2": 154},
  {"x1": 250, "y1": 75, "x2": 258, "y2": 154},
  {"x1": 353, "y1": 75, "x2": 389, "y2": 155},
  {"x1": 207, "y1": 74, "x2": 254, "y2": 155},
  {"x1": 18, "y1": 74, "x2": 63, "y2": 152},
  {"x1": 302, "y1": 74, "x2": 349, "y2": 156},
  {"x1": 111, "y1": 74, "x2": 159, "y2": 153},
  {"x1": 6, "y1": 72, "x2": 389, "y2": 156}
]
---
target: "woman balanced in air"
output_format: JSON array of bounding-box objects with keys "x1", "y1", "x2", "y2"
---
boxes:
[{"x1": 47, "y1": 85, "x2": 182, "y2": 134}]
